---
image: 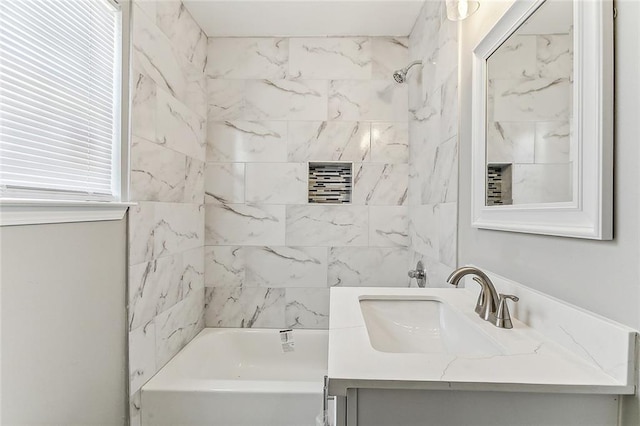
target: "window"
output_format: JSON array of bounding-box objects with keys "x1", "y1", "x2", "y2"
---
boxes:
[{"x1": 0, "y1": 0, "x2": 130, "y2": 225}]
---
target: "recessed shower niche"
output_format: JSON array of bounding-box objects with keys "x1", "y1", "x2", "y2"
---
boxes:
[
  {"x1": 308, "y1": 162, "x2": 353, "y2": 204},
  {"x1": 486, "y1": 164, "x2": 512, "y2": 206}
]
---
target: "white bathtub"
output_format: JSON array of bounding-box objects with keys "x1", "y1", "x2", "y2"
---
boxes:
[{"x1": 141, "y1": 328, "x2": 330, "y2": 426}]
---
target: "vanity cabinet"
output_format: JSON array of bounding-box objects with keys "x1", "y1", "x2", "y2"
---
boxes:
[
  {"x1": 339, "y1": 389, "x2": 619, "y2": 426},
  {"x1": 327, "y1": 277, "x2": 637, "y2": 426}
]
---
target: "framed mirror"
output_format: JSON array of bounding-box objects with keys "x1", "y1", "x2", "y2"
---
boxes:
[{"x1": 471, "y1": 0, "x2": 613, "y2": 239}]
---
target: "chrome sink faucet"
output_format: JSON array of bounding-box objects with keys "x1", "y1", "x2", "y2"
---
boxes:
[{"x1": 446, "y1": 266, "x2": 519, "y2": 329}]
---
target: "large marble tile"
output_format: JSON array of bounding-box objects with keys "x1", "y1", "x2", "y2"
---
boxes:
[
  {"x1": 207, "y1": 121, "x2": 287, "y2": 162},
  {"x1": 286, "y1": 205, "x2": 369, "y2": 247},
  {"x1": 184, "y1": 157, "x2": 205, "y2": 204},
  {"x1": 409, "y1": 122, "x2": 435, "y2": 205},
  {"x1": 204, "y1": 246, "x2": 246, "y2": 288},
  {"x1": 433, "y1": 20, "x2": 458, "y2": 89},
  {"x1": 371, "y1": 37, "x2": 409, "y2": 80},
  {"x1": 287, "y1": 121, "x2": 371, "y2": 162},
  {"x1": 415, "y1": 9, "x2": 448, "y2": 100},
  {"x1": 440, "y1": 71, "x2": 458, "y2": 141},
  {"x1": 327, "y1": 247, "x2": 410, "y2": 287},
  {"x1": 156, "y1": 89, "x2": 206, "y2": 161},
  {"x1": 369, "y1": 206, "x2": 410, "y2": 247},
  {"x1": 407, "y1": 150, "x2": 422, "y2": 207},
  {"x1": 245, "y1": 79, "x2": 328, "y2": 121},
  {"x1": 156, "y1": 1, "x2": 207, "y2": 72},
  {"x1": 207, "y1": 79, "x2": 246, "y2": 121},
  {"x1": 129, "y1": 202, "x2": 157, "y2": 265},
  {"x1": 155, "y1": 290, "x2": 205, "y2": 367},
  {"x1": 409, "y1": 204, "x2": 439, "y2": 259},
  {"x1": 204, "y1": 163, "x2": 245, "y2": 204},
  {"x1": 129, "y1": 320, "x2": 156, "y2": 395},
  {"x1": 437, "y1": 202, "x2": 457, "y2": 268},
  {"x1": 190, "y1": 33, "x2": 209, "y2": 75},
  {"x1": 420, "y1": 135, "x2": 458, "y2": 205},
  {"x1": 534, "y1": 121, "x2": 571, "y2": 164},
  {"x1": 245, "y1": 163, "x2": 307, "y2": 204},
  {"x1": 153, "y1": 203, "x2": 205, "y2": 258},
  {"x1": 285, "y1": 288, "x2": 330, "y2": 329},
  {"x1": 329, "y1": 80, "x2": 408, "y2": 121},
  {"x1": 410, "y1": 136, "x2": 443, "y2": 211},
  {"x1": 487, "y1": 35, "x2": 537, "y2": 80},
  {"x1": 244, "y1": 246, "x2": 328, "y2": 288},
  {"x1": 492, "y1": 77, "x2": 572, "y2": 122},
  {"x1": 406, "y1": 36, "x2": 423, "y2": 107},
  {"x1": 371, "y1": 122, "x2": 409, "y2": 163},
  {"x1": 204, "y1": 287, "x2": 286, "y2": 328},
  {"x1": 408, "y1": 118, "x2": 434, "y2": 160},
  {"x1": 132, "y1": 4, "x2": 186, "y2": 102},
  {"x1": 130, "y1": 136, "x2": 186, "y2": 202},
  {"x1": 537, "y1": 34, "x2": 572, "y2": 79},
  {"x1": 207, "y1": 38, "x2": 288, "y2": 79},
  {"x1": 486, "y1": 122, "x2": 536, "y2": 164},
  {"x1": 512, "y1": 163, "x2": 573, "y2": 204},
  {"x1": 408, "y1": 4, "x2": 425, "y2": 52},
  {"x1": 409, "y1": 85, "x2": 440, "y2": 138},
  {"x1": 409, "y1": 0, "x2": 443, "y2": 62},
  {"x1": 180, "y1": 246, "x2": 205, "y2": 298},
  {"x1": 182, "y1": 61, "x2": 207, "y2": 119},
  {"x1": 417, "y1": 55, "x2": 435, "y2": 107},
  {"x1": 133, "y1": 0, "x2": 156, "y2": 23},
  {"x1": 131, "y1": 71, "x2": 157, "y2": 143},
  {"x1": 289, "y1": 37, "x2": 371, "y2": 79},
  {"x1": 353, "y1": 163, "x2": 408, "y2": 205},
  {"x1": 205, "y1": 203, "x2": 286, "y2": 246},
  {"x1": 128, "y1": 254, "x2": 182, "y2": 331},
  {"x1": 128, "y1": 201, "x2": 203, "y2": 264}
]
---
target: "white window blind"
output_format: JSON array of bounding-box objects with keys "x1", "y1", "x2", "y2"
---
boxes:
[{"x1": 0, "y1": 0, "x2": 122, "y2": 201}]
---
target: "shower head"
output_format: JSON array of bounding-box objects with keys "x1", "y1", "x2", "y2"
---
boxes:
[
  {"x1": 393, "y1": 69, "x2": 407, "y2": 83},
  {"x1": 392, "y1": 60, "x2": 422, "y2": 84}
]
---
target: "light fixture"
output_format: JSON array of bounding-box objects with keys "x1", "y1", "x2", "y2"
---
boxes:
[{"x1": 446, "y1": 0, "x2": 480, "y2": 21}]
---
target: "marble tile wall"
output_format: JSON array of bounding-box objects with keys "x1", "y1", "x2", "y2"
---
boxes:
[
  {"x1": 487, "y1": 31, "x2": 573, "y2": 204},
  {"x1": 205, "y1": 36, "x2": 412, "y2": 330},
  {"x1": 408, "y1": 1, "x2": 459, "y2": 287},
  {"x1": 128, "y1": 1, "x2": 207, "y2": 424}
]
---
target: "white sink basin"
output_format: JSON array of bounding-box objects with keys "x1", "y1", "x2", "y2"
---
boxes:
[{"x1": 359, "y1": 297, "x2": 503, "y2": 356}]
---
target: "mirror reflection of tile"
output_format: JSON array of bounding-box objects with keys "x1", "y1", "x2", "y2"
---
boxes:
[{"x1": 486, "y1": 0, "x2": 573, "y2": 205}]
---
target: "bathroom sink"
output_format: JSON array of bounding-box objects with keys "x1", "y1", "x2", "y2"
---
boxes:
[{"x1": 359, "y1": 297, "x2": 503, "y2": 356}]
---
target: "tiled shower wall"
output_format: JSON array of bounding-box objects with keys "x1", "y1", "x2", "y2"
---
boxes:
[
  {"x1": 127, "y1": 1, "x2": 207, "y2": 424},
  {"x1": 408, "y1": 1, "x2": 459, "y2": 286},
  {"x1": 125, "y1": 0, "x2": 460, "y2": 420},
  {"x1": 204, "y1": 37, "x2": 412, "y2": 329}
]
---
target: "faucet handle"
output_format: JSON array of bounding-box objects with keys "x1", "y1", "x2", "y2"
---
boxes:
[
  {"x1": 500, "y1": 294, "x2": 519, "y2": 302},
  {"x1": 495, "y1": 294, "x2": 519, "y2": 329},
  {"x1": 408, "y1": 261, "x2": 427, "y2": 288}
]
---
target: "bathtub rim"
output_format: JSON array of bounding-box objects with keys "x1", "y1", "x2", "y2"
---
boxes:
[{"x1": 141, "y1": 327, "x2": 329, "y2": 394}]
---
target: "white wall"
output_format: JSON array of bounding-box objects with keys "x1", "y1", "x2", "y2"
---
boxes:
[
  {"x1": 0, "y1": 219, "x2": 127, "y2": 425},
  {"x1": 458, "y1": 0, "x2": 640, "y2": 330}
]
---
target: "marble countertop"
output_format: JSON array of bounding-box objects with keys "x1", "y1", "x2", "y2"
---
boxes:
[{"x1": 328, "y1": 286, "x2": 637, "y2": 396}]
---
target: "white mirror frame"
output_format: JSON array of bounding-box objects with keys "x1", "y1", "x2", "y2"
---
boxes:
[{"x1": 471, "y1": 0, "x2": 613, "y2": 240}]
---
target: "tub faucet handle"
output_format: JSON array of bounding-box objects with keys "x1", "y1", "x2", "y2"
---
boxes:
[
  {"x1": 408, "y1": 261, "x2": 427, "y2": 288},
  {"x1": 495, "y1": 294, "x2": 519, "y2": 329}
]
